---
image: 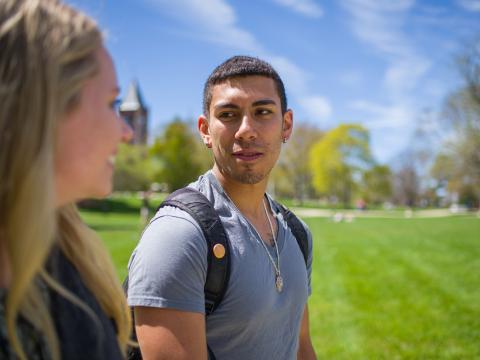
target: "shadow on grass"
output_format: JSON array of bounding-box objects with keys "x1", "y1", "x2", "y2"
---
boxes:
[
  {"x1": 78, "y1": 198, "x2": 158, "y2": 214},
  {"x1": 89, "y1": 224, "x2": 140, "y2": 232}
]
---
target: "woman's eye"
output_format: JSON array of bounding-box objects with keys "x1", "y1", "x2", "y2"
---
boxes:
[{"x1": 110, "y1": 99, "x2": 122, "y2": 115}]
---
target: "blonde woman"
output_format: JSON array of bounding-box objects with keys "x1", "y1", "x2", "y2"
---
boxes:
[{"x1": 0, "y1": 0, "x2": 133, "y2": 358}]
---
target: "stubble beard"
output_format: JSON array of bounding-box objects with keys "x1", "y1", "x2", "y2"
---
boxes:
[
  {"x1": 229, "y1": 160, "x2": 277, "y2": 185},
  {"x1": 235, "y1": 167, "x2": 266, "y2": 184},
  {"x1": 214, "y1": 140, "x2": 281, "y2": 185}
]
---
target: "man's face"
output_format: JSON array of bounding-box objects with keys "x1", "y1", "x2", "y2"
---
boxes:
[{"x1": 199, "y1": 76, "x2": 293, "y2": 185}]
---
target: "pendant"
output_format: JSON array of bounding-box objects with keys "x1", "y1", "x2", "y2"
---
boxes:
[{"x1": 275, "y1": 274, "x2": 284, "y2": 292}]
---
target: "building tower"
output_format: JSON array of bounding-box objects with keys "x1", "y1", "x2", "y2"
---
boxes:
[{"x1": 119, "y1": 80, "x2": 148, "y2": 145}]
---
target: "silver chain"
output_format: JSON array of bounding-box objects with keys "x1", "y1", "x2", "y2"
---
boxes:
[
  {"x1": 220, "y1": 187, "x2": 283, "y2": 292},
  {"x1": 261, "y1": 197, "x2": 281, "y2": 277}
]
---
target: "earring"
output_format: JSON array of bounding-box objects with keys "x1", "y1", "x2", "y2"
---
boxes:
[{"x1": 282, "y1": 138, "x2": 287, "y2": 144}]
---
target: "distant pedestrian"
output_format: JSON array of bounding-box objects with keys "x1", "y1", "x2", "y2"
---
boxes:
[{"x1": 140, "y1": 191, "x2": 151, "y2": 225}]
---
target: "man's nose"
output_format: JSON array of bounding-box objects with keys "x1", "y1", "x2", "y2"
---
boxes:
[{"x1": 235, "y1": 113, "x2": 257, "y2": 141}]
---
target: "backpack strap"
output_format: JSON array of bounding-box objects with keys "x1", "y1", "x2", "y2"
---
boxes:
[
  {"x1": 123, "y1": 187, "x2": 229, "y2": 359},
  {"x1": 273, "y1": 200, "x2": 309, "y2": 266},
  {"x1": 158, "y1": 187, "x2": 231, "y2": 315}
]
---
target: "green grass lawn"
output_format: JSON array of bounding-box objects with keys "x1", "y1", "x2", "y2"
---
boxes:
[
  {"x1": 80, "y1": 211, "x2": 143, "y2": 279},
  {"x1": 80, "y1": 209, "x2": 480, "y2": 359},
  {"x1": 304, "y1": 216, "x2": 480, "y2": 359}
]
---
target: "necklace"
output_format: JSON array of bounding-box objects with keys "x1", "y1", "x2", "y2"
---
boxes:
[
  {"x1": 214, "y1": 180, "x2": 284, "y2": 293},
  {"x1": 261, "y1": 197, "x2": 283, "y2": 293}
]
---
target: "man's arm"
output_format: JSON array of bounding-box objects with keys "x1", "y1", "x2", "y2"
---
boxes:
[
  {"x1": 135, "y1": 306, "x2": 208, "y2": 360},
  {"x1": 297, "y1": 305, "x2": 317, "y2": 360}
]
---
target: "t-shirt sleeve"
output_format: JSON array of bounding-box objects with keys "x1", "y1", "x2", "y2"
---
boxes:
[{"x1": 127, "y1": 206, "x2": 208, "y2": 314}]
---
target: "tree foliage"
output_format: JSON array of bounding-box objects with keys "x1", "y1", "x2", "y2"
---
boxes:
[
  {"x1": 150, "y1": 118, "x2": 205, "y2": 191},
  {"x1": 113, "y1": 144, "x2": 156, "y2": 191},
  {"x1": 432, "y1": 37, "x2": 480, "y2": 206},
  {"x1": 309, "y1": 124, "x2": 372, "y2": 207},
  {"x1": 458, "y1": 36, "x2": 480, "y2": 107},
  {"x1": 361, "y1": 165, "x2": 392, "y2": 205},
  {"x1": 393, "y1": 159, "x2": 420, "y2": 207},
  {"x1": 271, "y1": 123, "x2": 323, "y2": 202}
]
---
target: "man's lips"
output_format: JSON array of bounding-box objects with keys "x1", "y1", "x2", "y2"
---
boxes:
[{"x1": 232, "y1": 151, "x2": 263, "y2": 161}]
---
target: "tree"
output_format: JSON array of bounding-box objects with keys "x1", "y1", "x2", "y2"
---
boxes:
[
  {"x1": 433, "y1": 37, "x2": 480, "y2": 207},
  {"x1": 150, "y1": 118, "x2": 203, "y2": 191},
  {"x1": 392, "y1": 158, "x2": 420, "y2": 207},
  {"x1": 458, "y1": 36, "x2": 480, "y2": 107},
  {"x1": 113, "y1": 144, "x2": 156, "y2": 191},
  {"x1": 271, "y1": 123, "x2": 323, "y2": 202},
  {"x1": 309, "y1": 124, "x2": 372, "y2": 208},
  {"x1": 190, "y1": 123, "x2": 214, "y2": 175},
  {"x1": 361, "y1": 165, "x2": 392, "y2": 205},
  {"x1": 390, "y1": 111, "x2": 438, "y2": 208}
]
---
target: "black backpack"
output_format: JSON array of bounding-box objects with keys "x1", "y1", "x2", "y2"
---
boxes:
[{"x1": 123, "y1": 187, "x2": 309, "y2": 359}]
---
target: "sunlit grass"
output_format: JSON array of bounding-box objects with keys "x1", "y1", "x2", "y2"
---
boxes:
[
  {"x1": 80, "y1": 207, "x2": 480, "y2": 359},
  {"x1": 305, "y1": 217, "x2": 480, "y2": 359}
]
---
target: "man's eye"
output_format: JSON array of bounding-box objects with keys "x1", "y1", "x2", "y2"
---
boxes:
[
  {"x1": 218, "y1": 111, "x2": 236, "y2": 119},
  {"x1": 256, "y1": 109, "x2": 272, "y2": 116}
]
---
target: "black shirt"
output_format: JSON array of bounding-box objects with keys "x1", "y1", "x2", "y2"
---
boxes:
[{"x1": 47, "y1": 247, "x2": 123, "y2": 360}]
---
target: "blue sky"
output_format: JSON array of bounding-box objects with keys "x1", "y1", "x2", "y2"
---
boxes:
[{"x1": 69, "y1": 0, "x2": 480, "y2": 164}]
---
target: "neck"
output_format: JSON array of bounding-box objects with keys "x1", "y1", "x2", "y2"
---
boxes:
[{"x1": 212, "y1": 166, "x2": 268, "y2": 218}]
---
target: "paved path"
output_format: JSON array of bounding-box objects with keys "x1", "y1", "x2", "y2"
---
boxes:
[{"x1": 291, "y1": 208, "x2": 479, "y2": 219}]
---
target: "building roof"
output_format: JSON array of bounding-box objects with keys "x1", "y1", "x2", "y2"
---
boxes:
[{"x1": 120, "y1": 80, "x2": 147, "y2": 112}]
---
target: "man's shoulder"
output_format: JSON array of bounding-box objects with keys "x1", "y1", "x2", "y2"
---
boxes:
[
  {"x1": 140, "y1": 201, "x2": 208, "y2": 255},
  {"x1": 142, "y1": 172, "x2": 220, "y2": 249},
  {"x1": 151, "y1": 190, "x2": 214, "y2": 225},
  {"x1": 151, "y1": 204, "x2": 201, "y2": 227},
  {"x1": 269, "y1": 197, "x2": 310, "y2": 231},
  {"x1": 268, "y1": 196, "x2": 312, "y2": 262}
]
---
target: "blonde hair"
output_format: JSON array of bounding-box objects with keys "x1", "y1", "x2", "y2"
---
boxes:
[{"x1": 0, "y1": 0, "x2": 131, "y2": 358}]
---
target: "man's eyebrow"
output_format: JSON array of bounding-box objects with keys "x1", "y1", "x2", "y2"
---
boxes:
[
  {"x1": 252, "y1": 99, "x2": 276, "y2": 107},
  {"x1": 214, "y1": 102, "x2": 240, "y2": 110}
]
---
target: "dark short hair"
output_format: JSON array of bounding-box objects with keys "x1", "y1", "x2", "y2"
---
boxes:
[{"x1": 202, "y1": 55, "x2": 287, "y2": 117}]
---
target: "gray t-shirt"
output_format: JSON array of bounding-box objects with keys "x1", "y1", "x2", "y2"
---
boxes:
[{"x1": 128, "y1": 171, "x2": 313, "y2": 359}]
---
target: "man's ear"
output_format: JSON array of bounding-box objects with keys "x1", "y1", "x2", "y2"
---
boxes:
[
  {"x1": 198, "y1": 115, "x2": 212, "y2": 148},
  {"x1": 282, "y1": 109, "x2": 293, "y2": 142}
]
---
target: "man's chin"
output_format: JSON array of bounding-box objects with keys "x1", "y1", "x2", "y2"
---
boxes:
[{"x1": 234, "y1": 171, "x2": 265, "y2": 185}]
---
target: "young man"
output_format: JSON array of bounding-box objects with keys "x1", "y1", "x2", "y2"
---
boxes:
[{"x1": 127, "y1": 56, "x2": 317, "y2": 359}]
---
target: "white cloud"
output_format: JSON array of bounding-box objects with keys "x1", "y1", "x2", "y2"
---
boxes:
[
  {"x1": 339, "y1": 70, "x2": 364, "y2": 87},
  {"x1": 271, "y1": 0, "x2": 324, "y2": 18},
  {"x1": 298, "y1": 96, "x2": 332, "y2": 122},
  {"x1": 341, "y1": 0, "x2": 431, "y2": 98},
  {"x1": 346, "y1": 98, "x2": 415, "y2": 161},
  {"x1": 267, "y1": 55, "x2": 308, "y2": 94},
  {"x1": 349, "y1": 100, "x2": 414, "y2": 129},
  {"x1": 145, "y1": 0, "x2": 331, "y2": 118},
  {"x1": 384, "y1": 57, "x2": 430, "y2": 97},
  {"x1": 457, "y1": 0, "x2": 480, "y2": 11},
  {"x1": 340, "y1": 0, "x2": 435, "y2": 154},
  {"x1": 146, "y1": 0, "x2": 262, "y2": 53}
]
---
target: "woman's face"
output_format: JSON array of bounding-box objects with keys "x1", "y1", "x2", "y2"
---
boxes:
[{"x1": 54, "y1": 47, "x2": 132, "y2": 207}]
